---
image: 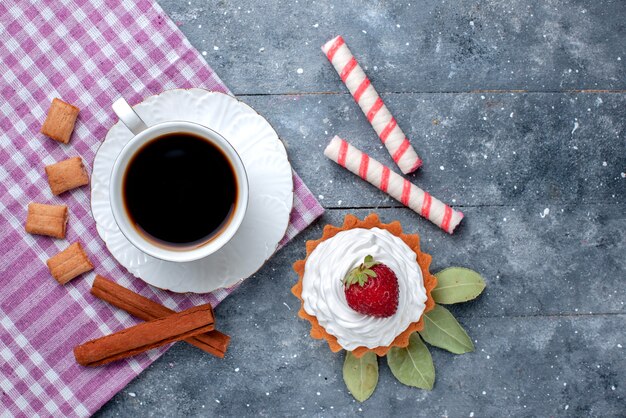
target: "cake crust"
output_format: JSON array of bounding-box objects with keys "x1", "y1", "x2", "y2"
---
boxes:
[{"x1": 292, "y1": 213, "x2": 437, "y2": 358}]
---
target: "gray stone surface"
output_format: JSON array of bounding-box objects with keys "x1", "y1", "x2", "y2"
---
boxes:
[
  {"x1": 164, "y1": 0, "x2": 626, "y2": 95},
  {"x1": 95, "y1": 1, "x2": 626, "y2": 417},
  {"x1": 96, "y1": 208, "x2": 626, "y2": 417},
  {"x1": 241, "y1": 92, "x2": 626, "y2": 207}
]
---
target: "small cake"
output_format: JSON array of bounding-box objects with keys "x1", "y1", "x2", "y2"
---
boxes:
[{"x1": 292, "y1": 214, "x2": 436, "y2": 357}]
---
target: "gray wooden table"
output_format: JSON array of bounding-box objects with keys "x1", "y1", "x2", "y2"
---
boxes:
[{"x1": 96, "y1": 1, "x2": 626, "y2": 416}]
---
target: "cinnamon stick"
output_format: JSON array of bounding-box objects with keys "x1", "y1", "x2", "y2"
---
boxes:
[
  {"x1": 74, "y1": 303, "x2": 215, "y2": 367},
  {"x1": 91, "y1": 275, "x2": 230, "y2": 358}
]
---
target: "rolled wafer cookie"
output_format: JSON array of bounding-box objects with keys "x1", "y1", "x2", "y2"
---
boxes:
[
  {"x1": 324, "y1": 136, "x2": 464, "y2": 234},
  {"x1": 322, "y1": 35, "x2": 422, "y2": 174}
]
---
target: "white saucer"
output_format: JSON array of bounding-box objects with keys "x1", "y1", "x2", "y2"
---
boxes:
[{"x1": 91, "y1": 89, "x2": 294, "y2": 293}]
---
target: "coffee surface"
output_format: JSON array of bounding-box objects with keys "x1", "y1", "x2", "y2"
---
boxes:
[{"x1": 123, "y1": 132, "x2": 237, "y2": 248}]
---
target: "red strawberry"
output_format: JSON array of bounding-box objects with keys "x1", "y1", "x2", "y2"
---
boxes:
[{"x1": 343, "y1": 255, "x2": 399, "y2": 318}]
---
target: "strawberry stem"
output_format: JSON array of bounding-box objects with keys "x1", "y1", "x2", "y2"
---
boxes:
[{"x1": 343, "y1": 255, "x2": 380, "y2": 287}]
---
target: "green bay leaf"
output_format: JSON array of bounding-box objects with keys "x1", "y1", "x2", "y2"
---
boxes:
[
  {"x1": 387, "y1": 333, "x2": 435, "y2": 390},
  {"x1": 343, "y1": 351, "x2": 378, "y2": 402},
  {"x1": 432, "y1": 267, "x2": 486, "y2": 304},
  {"x1": 419, "y1": 304, "x2": 474, "y2": 354}
]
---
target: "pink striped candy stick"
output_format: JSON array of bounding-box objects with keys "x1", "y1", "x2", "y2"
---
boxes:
[
  {"x1": 322, "y1": 35, "x2": 422, "y2": 174},
  {"x1": 324, "y1": 136, "x2": 464, "y2": 234}
]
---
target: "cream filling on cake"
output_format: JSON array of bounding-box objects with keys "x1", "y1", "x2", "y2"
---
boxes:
[{"x1": 301, "y1": 227, "x2": 426, "y2": 350}]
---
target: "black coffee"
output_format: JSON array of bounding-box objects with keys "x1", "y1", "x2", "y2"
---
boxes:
[{"x1": 123, "y1": 132, "x2": 237, "y2": 248}]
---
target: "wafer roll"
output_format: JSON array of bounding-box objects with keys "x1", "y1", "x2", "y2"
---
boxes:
[
  {"x1": 322, "y1": 35, "x2": 422, "y2": 174},
  {"x1": 324, "y1": 136, "x2": 463, "y2": 234}
]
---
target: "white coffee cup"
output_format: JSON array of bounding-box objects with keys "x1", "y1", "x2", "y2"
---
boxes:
[{"x1": 109, "y1": 97, "x2": 249, "y2": 262}]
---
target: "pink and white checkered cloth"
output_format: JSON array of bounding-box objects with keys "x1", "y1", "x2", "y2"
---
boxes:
[{"x1": 0, "y1": 1, "x2": 323, "y2": 416}]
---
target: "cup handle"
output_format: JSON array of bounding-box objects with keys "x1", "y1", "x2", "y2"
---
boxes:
[{"x1": 112, "y1": 97, "x2": 149, "y2": 135}]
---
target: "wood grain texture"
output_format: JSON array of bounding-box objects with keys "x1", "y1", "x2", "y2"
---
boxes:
[
  {"x1": 96, "y1": 0, "x2": 626, "y2": 416},
  {"x1": 162, "y1": 0, "x2": 626, "y2": 95},
  {"x1": 239, "y1": 93, "x2": 626, "y2": 208}
]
